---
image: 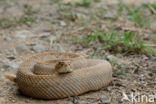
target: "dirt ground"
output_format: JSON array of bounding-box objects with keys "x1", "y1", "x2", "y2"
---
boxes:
[{"x1": 0, "y1": 0, "x2": 156, "y2": 104}]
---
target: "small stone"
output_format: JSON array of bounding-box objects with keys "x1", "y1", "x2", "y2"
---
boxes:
[
  {"x1": 11, "y1": 99, "x2": 16, "y2": 103},
  {"x1": 69, "y1": 96, "x2": 79, "y2": 104},
  {"x1": 142, "y1": 55, "x2": 149, "y2": 60},
  {"x1": 106, "y1": 55, "x2": 118, "y2": 64},
  {"x1": 50, "y1": 43, "x2": 65, "y2": 52},
  {"x1": 15, "y1": 30, "x2": 34, "y2": 40},
  {"x1": 9, "y1": 96, "x2": 17, "y2": 103},
  {"x1": 60, "y1": 21, "x2": 66, "y2": 26},
  {"x1": 99, "y1": 95, "x2": 111, "y2": 104},
  {"x1": 16, "y1": 44, "x2": 30, "y2": 53},
  {"x1": 7, "y1": 56, "x2": 16, "y2": 60},
  {"x1": 25, "y1": 99, "x2": 31, "y2": 103},
  {"x1": 3, "y1": 61, "x2": 19, "y2": 70},
  {"x1": 39, "y1": 32, "x2": 51, "y2": 39},
  {"x1": 32, "y1": 44, "x2": 48, "y2": 52},
  {"x1": 4, "y1": 36, "x2": 12, "y2": 42},
  {"x1": 103, "y1": 12, "x2": 117, "y2": 20}
]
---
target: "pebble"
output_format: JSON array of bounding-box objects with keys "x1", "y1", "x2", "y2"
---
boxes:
[
  {"x1": 39, "y1": 32, "x2": 51, "y2": 39},
  {"x1": 15, "y1": 30, "x2": 34, "y2": 40},
  {"x1": 106, "y1": 55, "x2": 119, "y2": 64},
  {"x1": 3, "y1": 61, "x2": 19, "y2": 70},
  {"x1": 103, "y1": 12, "x2": 117, "y2": 19},
  {"x1": 25, "y1": 99, "x2": 31, "y2": 103},
  {"x1": 142, "y1": 55, "x2": 149, "y2": 60},
  {"x1": 9, "y1": 96, "x2": 17, "y2": 103},
  {"x1": 6, "y1": 56, "x2": 16, "y2": 60},
  {"x1": 69, "y1": 96, "x2": 79, "y2": 104},
  {"x1": 32, "y1": 44, "x2": 48, "y2": 52},
  {"x1": 99, "y1": 95, "x2": 111, "y2": 104},
  {"x1": 15, "y1": 44, "x2": 30, "y2": 53},
  {"x1": 60, "y1": 21, "x2": 66, "y2": 26},
  {"x1": 50, "y1": 43, "x2": 65, "y2": 52},
  {"x1": 3, "y1": 36, "x2": 12, "y2": 42}
]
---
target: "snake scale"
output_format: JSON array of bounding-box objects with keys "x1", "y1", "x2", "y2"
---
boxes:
[{"x1": 8, "y1": 51, "x2": 113, "y2": 99}]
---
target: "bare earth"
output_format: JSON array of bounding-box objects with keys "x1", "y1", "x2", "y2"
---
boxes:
[{"x1": 0, "y1": 0, "x2": 156, "y2": 104}]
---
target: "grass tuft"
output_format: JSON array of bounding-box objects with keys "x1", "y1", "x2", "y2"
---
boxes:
[
  {"x1": 0, "y1": 4, "x2": 37, "y2": 29},
  {"x1": 75, "y1": 31, "x2": 156, "y2": 56},
  {"x1": 23, "y1": 4, "x2": 38, "y2": 15},
  {"x1": 143, "y1": 3, "x2": 156, "y2": 14},
  {"x1": 117, "y1": 2, "x2": 150, "y2": 28},
  {"x1": 0, "y1": 16, "x2": 36, "y2": 29},
  {"x1": 76, "y1": 0, "x2": 92, "y2": 7},
  {"x1": 18, "y1": 16, "x2": 36, "y2": 26},
  {"x1": 127, "y1": 7, "x2": 150, "y2": 28},
  {"x1": 113, "y1": 66, "x2": 128, "y2": 78},
  {"x1": 0, "y1": 18, "x2": 15, "y2": 29}
]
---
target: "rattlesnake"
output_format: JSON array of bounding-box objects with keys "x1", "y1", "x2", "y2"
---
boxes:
[{"x1": 6, "y1": 51, "x2": 112, "y2": 99}]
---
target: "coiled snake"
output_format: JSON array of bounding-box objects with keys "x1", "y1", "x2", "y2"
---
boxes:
[{"x1": 6, "y1": 51, "x2": 112, "y2": 99}]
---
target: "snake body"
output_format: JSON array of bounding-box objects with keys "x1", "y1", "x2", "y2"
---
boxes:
[{"x1": 16, "y1": 51, "x2": 112, "y2": 99}]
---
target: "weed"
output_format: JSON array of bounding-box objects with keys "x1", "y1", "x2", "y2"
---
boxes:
[
  {"x1": 23, "y1": 4, "x2": 38, "y2": 15},
  {"x1": 0, "y1": 16, "x2": 36, "y2": 29},
  {"x1": 113, "y1": 67, "x2": 128, "y2": 78},
  {"x1": 61, "y1": 12, "x2": 77, "y2": 21},
  {"x1": 18, "y1": 16, "x2": 36, "y2": 26},
  {"x1": 58, "y1": 4, "x2": 77, "y2": 21},
  {"x1": 143, "y1": 3, "x2": 156, "y2": 14},
  {"x1": 74, "y1": 31, "x2": 156, "y2": 56},
  {"x1": 0, "y1": 18, "x2": 15, "y2": 29},
  {"x1": 20, "y1": 4, "x2": 37, "y2": 25},
  {"x1": 49, "y1": 0, "x2": 60, "y2": 4},
  {"x1": 76, "y1": 0, "x2": 92, "y2": 7},
  {"x1": 127, "y1": 7, "x2": 150, "y2": 28},
  {"x1": 117, "y1": 2, "x2": 150, "y2": 28},
  {"x1": 106, "y1": 55, "x2": 128, "y2": 78},
  {"x1": 117, "y1": 0, "x2": 128, "y2": 14},
  {"x1": 0, "y1": 5, "x2": 36, "y2": 29}
]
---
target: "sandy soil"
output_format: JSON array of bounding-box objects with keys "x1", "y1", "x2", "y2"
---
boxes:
[{"x1": 0, "y1": 0, "x2": 156, "y2": 104}]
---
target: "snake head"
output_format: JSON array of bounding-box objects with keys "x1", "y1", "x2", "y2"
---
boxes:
[{"x1": 55, "y1": 61, "x2": 73, "y2": 74}]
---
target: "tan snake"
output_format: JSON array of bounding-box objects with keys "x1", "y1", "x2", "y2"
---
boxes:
[{"x1": 6, "y1": 51, "x2": 112, "y2": 100}]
